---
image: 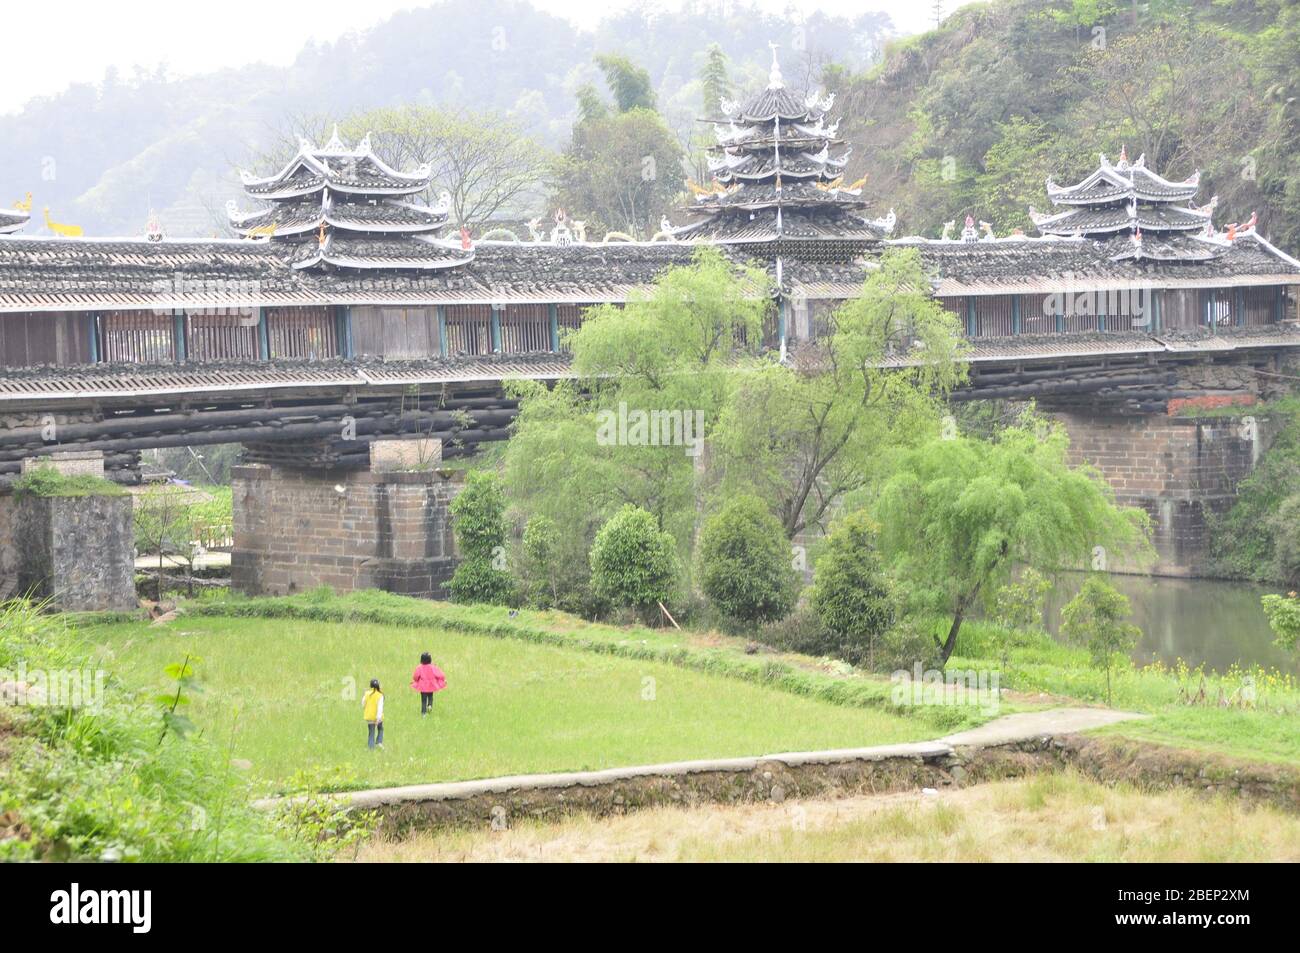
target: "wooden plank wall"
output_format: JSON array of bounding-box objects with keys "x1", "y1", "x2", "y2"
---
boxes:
[
  {"x1": 1020, "y1": 293, "x2": 1056, "y2": 334},
  {"x1": 350, "y1": 306, "x2": 440, "y2": 360},
  {"x1": 1162, "y1": 290, "x2": 1201, "y2": 331},
  {"x1": 266, "y1": 306, "x2": 338, "y2": 360},
  {"x1": 1242, "y1": 287, "x2": 1275, "y2": 327},
  {"x1": 187, "y1": 312, "x2": 260, "y2": 362},
  {"x1": 500, "y1": 304, "x2": 550, "y2": 353},
  {"x1": 444, "y1": 304, "x2": 492, "y2": 356},
  {"x1": 101, "y1": 311, "x2": 175, "y2": 364},
  {"x1": 972, "y1": 295, "x2": 1016, "y2": 337},
  {"x1": 1202, "y1": 288, "x2": 1234, "y2": 329},
  {"x1": 0, "y1": 312, "x2": 92, "y2": 366}
]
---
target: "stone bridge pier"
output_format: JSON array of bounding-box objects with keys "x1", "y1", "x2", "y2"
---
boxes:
[
  {"x1": 231, "y1": 439, "x2": 464, "y2": 600},
  {"x1": 1054, "y1": 410, "x2": 1275, "y2": 576}
]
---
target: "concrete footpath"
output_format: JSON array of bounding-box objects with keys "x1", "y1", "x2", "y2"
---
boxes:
[{"x1": 259, "y1": 707, "x2": 1146, "y2": 827}]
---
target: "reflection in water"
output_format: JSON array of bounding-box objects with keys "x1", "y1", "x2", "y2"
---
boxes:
[{"x1": 1042, "y1": 573, "x2": 1298, "y2": 675}]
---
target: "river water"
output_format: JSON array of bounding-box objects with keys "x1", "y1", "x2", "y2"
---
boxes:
[{"x1": 1042, "y1": 573, "x2": 1298, "y2": 675}]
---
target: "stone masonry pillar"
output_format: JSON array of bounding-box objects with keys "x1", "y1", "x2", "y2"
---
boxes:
[
  {"x1": 0, "y1": 451, "x2": 137, "y2": 610},
  {"x1": 1055, "y1": 410, "x2": 1276, "y2": 576},
  {"x1": 231, "y1": 447, "x2": 463, "y2": 599}
]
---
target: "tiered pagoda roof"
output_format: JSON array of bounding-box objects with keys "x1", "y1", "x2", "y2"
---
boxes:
[
  {"x1": 674, "y1": 46, "x2": 894, "y2": 256},
  {"x1": 1029, "y1": 149, "x2": 1220, "y2": 263},
  {"x1": 227, "y1": 127, "x2": 471, "y2": 272}
]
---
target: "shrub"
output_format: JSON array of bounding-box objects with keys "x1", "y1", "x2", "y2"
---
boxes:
[
  {"x1": 699, "y1": 495, "x2": 798, "y2": 629},
  {"x1": 755, "y1": 602, "x2": 835, "y2": 656},
  {"x1": 1261, "y1": 590, "x2": 1300, "y2": 653},
  {"x1": 448, "y1": 471, "x2": 513, "y2": 605},
  {"x1": 874, "y1": 618, "x2": 943, "y2": 674},
  {"x1": 992, "y1": 567, "x2": 1052, "y2": 633},
  {"x1": 589, "y1": 505, "x2": 677, "y2": 619},
  {"x1": 517, "y1": 514, "x2": 561, "y2": 609},
  {"x1": 13, "y1": 465, "x2": 125, "y2": 498},
  {"x1": 810, "y1": 510, "x2": 896, "y2": 669}
]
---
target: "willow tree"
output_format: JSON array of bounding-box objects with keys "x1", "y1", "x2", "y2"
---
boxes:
[
  {"x1": 712, "y1": 248, "x2": 967, "y2": 538},
  {"x1": 875, "y1": 416, "x2": 1152, "y2": 666}
]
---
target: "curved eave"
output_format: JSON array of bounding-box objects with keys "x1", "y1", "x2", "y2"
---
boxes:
[
  {"x1": 1038, "y1": 219, "x2": 1209, "y2": 237},
  {"x1": 247, "y1": 180, "x2": 427, "y2": 201},
  {"x1": 292, "y1": 251, "x2": 473, "y2": 271},
  {"x1": 234, "y1": 216, "x2": 445, "y2": 238},
  {"x1": 241, "y1": 144, "x2": 431, "y2": 189}
]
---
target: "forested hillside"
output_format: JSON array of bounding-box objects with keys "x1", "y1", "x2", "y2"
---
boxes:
[{"x1": 829, "y1": 0, "x2": 1300, "y2": 249}]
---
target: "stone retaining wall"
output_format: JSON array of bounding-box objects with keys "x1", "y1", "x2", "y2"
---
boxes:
[{"x1": 274, "y1": 735, "x2": 1300, "y2": 835}]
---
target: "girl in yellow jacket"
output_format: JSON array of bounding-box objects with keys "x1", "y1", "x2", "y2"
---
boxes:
[{"x1": 363, "y1": 679, "x2": 385, "y2": 750}]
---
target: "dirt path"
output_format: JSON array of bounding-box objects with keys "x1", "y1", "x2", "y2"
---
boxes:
[{"x1": 939, "y1": 707, "x2": 1145, "y2": 747}]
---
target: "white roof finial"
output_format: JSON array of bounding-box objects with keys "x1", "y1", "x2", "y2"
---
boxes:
[{"x1": 767, "y1": 41, "x2": 783, "y2": 89}]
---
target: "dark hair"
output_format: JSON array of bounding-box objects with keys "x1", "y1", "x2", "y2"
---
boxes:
[
  {"x1": 420, "y1": 652, "x2": 432, "y2": 665},
  {"x1": 369, "y1": 678, "x2": 381, "y2": 692}
]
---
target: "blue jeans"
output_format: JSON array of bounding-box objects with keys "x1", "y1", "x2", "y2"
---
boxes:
[{"x1": 367, "y1": 721, "x2": 384, "y2": 749}]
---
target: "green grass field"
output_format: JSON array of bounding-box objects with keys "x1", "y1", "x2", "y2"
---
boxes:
[
  {"x1": 86, "y1": 613, "x2": 937, "y2": 792},
  {"x1": 947, "y1": 620, "x2": 1300, "y2": 764}
]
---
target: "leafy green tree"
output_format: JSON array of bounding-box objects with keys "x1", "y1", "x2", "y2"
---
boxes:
[
  {"x1": 589, "y1": 505, "x2": 678, "y2": 620},
  {"x1": 876, "y1": 416, "x2": 1151, "y2": 666},
  {"x1": 1060, "y1": 575, "x2": 1142, "y2": 706},
  {"x1": 810, "y1": 510, "x2": 896, "y2": 670},
  {"x1": 991, "y1": 565, "x2": 1054, "y2": 669},
  {"x1": 555, "y1": 106, "x2": 685, "y2": 238},
  {"x1": 1209, "y1": 400, "x2": 1300, "y2": 583},
  {"x1": 1261, "y1": 590, "x2": 1300, "y2": 654},
  {"x1": 448, "y1": 471, "x2": 512, "y2": 605},
  {"x1": 713, "y1": 248, "x2": 966, "y2": 538},
  {"x1": 699, "y1": 495, "x2": 798, "y2": 629},
  {"x1": 978, "y1": 117, "x2": 1052, "y2": 233},
  {"x1": 518, "y1": 514, "x2": 561, "y2": 609},
  {"x1": 698, "y1": 43, "x2": 732, "y2": 116},
  {"x1": 1268, "y1": 494, "x2": 1300, "y2": 586},
  {"x1": 594, "y1": 53, "x2": 657, "y2": 113},
  {"x1": 555, "y1": 52, "x2": 683, "y2": 237},
  {"x1": 502, "y1": 248, "x2": 770, "y2": 587}
]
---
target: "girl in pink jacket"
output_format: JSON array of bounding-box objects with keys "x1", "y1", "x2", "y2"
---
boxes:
[{"x1": 410, "y1": 652, "x2": 447, "y2": 717}]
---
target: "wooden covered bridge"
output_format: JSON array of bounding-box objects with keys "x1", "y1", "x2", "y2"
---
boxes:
[{"x1": 3, "y1": 61, "x2": 1300, "y2": 602}]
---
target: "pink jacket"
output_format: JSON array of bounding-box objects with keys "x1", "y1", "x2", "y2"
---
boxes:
[{"x1": 411, "y1": 663, "x2": 447, "y2": 693}]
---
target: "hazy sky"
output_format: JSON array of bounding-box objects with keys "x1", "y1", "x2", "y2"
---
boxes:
[{"x1": 3, "y1": 0, "x2": 977, "y2": 114}]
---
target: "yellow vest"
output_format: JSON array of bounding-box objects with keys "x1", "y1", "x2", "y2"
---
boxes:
[{"x1": 363, "y1": 688, "x2": 383, "y2": 721}]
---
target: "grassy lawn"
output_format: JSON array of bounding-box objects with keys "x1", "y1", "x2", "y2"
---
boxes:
[
  {"x1": 86, "y1": 612, "x2": 940, "y2": 792},
  {"x1": 360, "y1": 770, "x2": 1300, "y2": 862}
]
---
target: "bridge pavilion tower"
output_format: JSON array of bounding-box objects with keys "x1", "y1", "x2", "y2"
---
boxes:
[
  {"x1": 1029, "y1": 147, "x2": 1217, "y2": 266},
  {"x1": 676, "y1": 45, "x2": 895, "y2": 346},
  {"x1": 227, "y1": 126, "x2": 470, "y2": 271}
]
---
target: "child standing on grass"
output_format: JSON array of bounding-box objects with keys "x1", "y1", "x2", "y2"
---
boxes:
[
  {"x1": 410, "y1": 652, "x2": 447, "y2": 717},
  {"x1": 363, "y1": 678, "x2": 384, "y2": 750}
]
